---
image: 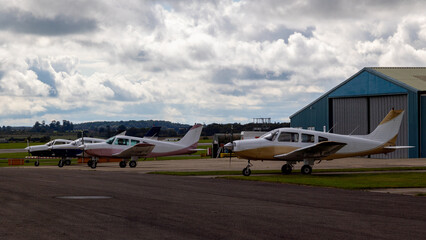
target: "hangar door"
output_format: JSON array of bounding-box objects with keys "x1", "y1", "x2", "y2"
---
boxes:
[{"x1": 331, "y1": 94, "x2": 408, "y2": 158}]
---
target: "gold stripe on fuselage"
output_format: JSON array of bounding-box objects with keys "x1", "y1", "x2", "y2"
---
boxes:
[{"x1": 236, "y1": 145, "x2": 298, "y2": 160}]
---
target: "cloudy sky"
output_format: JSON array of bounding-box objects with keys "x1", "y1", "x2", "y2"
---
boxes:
[{"x1": 1, "y1": 0, "x2": 426, "y2": 126}]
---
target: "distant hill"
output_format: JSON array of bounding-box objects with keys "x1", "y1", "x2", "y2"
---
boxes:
[{"x1": 73, "y1": 120, "x2": 191, "y2": 131}]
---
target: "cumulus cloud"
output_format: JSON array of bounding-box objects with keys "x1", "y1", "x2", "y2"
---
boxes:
[{"x1": 0, "y1": 0, "x2": 426, "y2": 125}]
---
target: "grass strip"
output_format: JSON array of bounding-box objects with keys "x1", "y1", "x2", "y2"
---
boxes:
[
  {"x1": 220, "y1": 172, "x2": 426, "y2": 189},
  {"x1": 148, "y1": 166, "x2": 426, "y2": 176}
]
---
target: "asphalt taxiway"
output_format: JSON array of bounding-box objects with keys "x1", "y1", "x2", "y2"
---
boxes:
[{"x1": 0, "y1": 158, "x2": 426, "y2": 239}]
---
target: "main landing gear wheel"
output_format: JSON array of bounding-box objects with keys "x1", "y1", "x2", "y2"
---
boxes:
[
  {"x1": 242, "y1": 167, "x2": 251, "y2": 176},
  {"x1": 129, "y1": 161, "x2": 137, "y2": 168},
  {"x1": 65, "y1": 159, "x2": 71, "y2": 166},
  {"x1": 87, "y1": 160, "x2": 93, "y2": 167},
  {"x1": 91, "y1": 161, "x2": 97, "y2": 169},
  {"x1": 281, "y1": 164, "x2": 292, "y2": 175},
  {"x1": 301, "y1": 165, "x2": 312, "y2": 175},
  {"x1": 119, "y1": 161, "x2": 127, "y2": 168},
  {"x1": 58, "y1": 160, "x2": 64, "y2": 168},
  {"x1": 34, "y1": 160, "x2": 39, "y2": 167}
]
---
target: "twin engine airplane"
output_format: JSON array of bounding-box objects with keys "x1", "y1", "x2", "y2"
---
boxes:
[
  {"x1": 225, "y1": 109, "x2": 413, "y2": 176},
  {"x1": 82, "y1": 124, "x2": 203, "y2": 169},
  {"x1": 25, "y1": 127, "x2": 162, "y2": 167}
]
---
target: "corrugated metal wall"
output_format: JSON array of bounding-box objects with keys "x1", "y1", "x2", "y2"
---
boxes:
[
  {"x1": 331, "y1": 97, "x2": 368, "y2": 135},
  {"x1": 331, "y1": 94, "x2": 408, "y2": 158},
  {"x1": 369, "y1": 95, "x2": 408, "y2": 158},
  {"x1": 421, "y1": 95, "x2": 426, "y2": 157}
]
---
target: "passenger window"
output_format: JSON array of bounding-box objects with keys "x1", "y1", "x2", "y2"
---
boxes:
[
  {"x1": 131, "y1": 140, "x2": 140, "y2": 146},
  {"x1": 301, "y1": 134, "x2": 315, "y2": 143},
  {"x1": 318, "y1": 136, "x2": 328, "y2": 142},
  {"x1": 278, "y1": 132, "x2": 299, "y2": 142},
  {"x1": 116, "y1": 138, "x2": 129, "y2": 145}
]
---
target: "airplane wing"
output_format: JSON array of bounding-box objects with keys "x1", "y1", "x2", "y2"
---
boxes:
[
  {"x1": 112, "y1": 143, "x2": 155, "y2": 158},
  {"x1": 274, "y1": 141, "x2": 347, "y2": 160}
]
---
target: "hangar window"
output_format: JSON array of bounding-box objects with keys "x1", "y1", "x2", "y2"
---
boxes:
[
  {"x1": 131, "y1": 140, "x2": 140, "y2": 146},
  {"x1": 318, "y1": 136, "x2": 328, "y2": 142},
  {"x1": 116, "y1": 138, "x2": 129, "y2": 146},
  {"x1": 278, "y1": 132, "x2": 299, "y2": 142},
  {"x1": 301, "y1": 134, "x2": 315, "y2": 143}
]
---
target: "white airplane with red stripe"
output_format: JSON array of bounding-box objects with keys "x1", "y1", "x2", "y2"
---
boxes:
[{"x1": 82, "y1": 124, "x2": 203, "y2": 168}]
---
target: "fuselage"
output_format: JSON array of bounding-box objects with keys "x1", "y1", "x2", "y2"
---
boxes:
[
  {"x1": 83, "y1": 135, "x2": 198, "y2": 158},
  {"x1": 232, "y1": 128, "x2": 395, "y2": 161},
  {"x1": 49, "y1": 137, "x2": 105, "y2": 157},
  {"x1": 25, "y1": 139, "x2": 72, "y2": 157}
]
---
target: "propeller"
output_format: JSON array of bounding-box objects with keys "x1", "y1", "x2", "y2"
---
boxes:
[
  {"x1": 81, "y1": 130, "x2": 85, "y2": 160},
  {"x1": 26, "y1": 138, "x2": 30, "y2": 156},
  {"x1": 229, "y1": 124, "x2": 233, "y2": 167}
]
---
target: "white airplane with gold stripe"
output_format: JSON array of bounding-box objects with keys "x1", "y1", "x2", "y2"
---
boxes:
[{"x1": 225, "y1": 109, "x2": 413, "y2": 176}]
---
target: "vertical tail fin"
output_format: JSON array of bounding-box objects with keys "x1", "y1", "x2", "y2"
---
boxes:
[
  {"x1": 178, "y1": 124, "x2": 203, "y2": 147},
  {"x1": 364, "y1": 109, "x2": 404, "y2": 145},
  {"x1": 144, "y1": 127, "x2": 161, "y2": 139}
]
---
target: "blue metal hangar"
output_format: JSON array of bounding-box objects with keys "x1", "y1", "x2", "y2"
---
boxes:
[{"x1": 290, "y1": 67, "x2": 426, "y2": 158}]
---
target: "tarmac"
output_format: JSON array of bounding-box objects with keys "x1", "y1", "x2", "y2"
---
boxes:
[{"x1": 0, "y1": 157, "x2": 425, "y2": 239}]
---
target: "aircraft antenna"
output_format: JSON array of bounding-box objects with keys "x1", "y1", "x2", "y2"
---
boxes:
[
  {"x1": 348, "y1": 126, "x2": 359, "y2": 135},
  {"x1": 328, "y1": 122, "x2": 337, "y2": 133}
]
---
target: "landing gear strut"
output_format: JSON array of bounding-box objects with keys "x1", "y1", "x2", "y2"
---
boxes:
[{"x1": 242, "y1": 160, "x2": 253, "y2": 176}]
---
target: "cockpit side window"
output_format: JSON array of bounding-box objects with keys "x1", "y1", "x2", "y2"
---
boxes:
[
  {"x1": 278, "y1": 132, "x2": 299, "y2": 142},
  {"x1": 116, "y1": 138, "x2": 129, "y2": 146}
]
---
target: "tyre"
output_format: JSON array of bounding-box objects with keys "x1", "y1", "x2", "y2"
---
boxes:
[
  {"x1": 87, "y1": 160, "x2": 93, "y2": 167},
  {"x1": 65, "y1": 159, "x2": 71, "y2": 166},
  {"x1": 301, "y1": 165, "x2": 312, "y2": 175},
  {"x1": 242, "y1": 167, "x2": 251, "y2": 176},
  {"x1": 119, "y1": 161, "x2": 126, "y2": 168},
  {"x1": 91, "y1": 161, "x2": 97, "y2": 169},
  {"x1": 129, "y1": 161, "x2": 137, "y2": 168},
  {"x1": 34, "y1": 161, "x2": 39, "y2": 167},
  {"x1": 281, "y1": 164, "x2": 292, "y2": 175}
]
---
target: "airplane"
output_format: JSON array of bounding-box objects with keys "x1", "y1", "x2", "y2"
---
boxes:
[
  {"x1": 82, "y1": 124, "x2": 203, "y2": 169},
  {"x1": 25, "y1": 139, "x2": 72, "y2": 158},
  {"x1": 224, "y1": 109, "x2": 413, "y2": 176},
  {"x1": 46, "y1": 127, "x2": 163, "y2": 167}
]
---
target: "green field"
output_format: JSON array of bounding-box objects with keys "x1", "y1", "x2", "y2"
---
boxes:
[
  {"x1": 0, "y1": 142, "x2": 43, "y2": 149},
  {"x1": 221, "y1": 172, "x2": 426, "y2": 189},
  {"x1": 149, "y1": 168, "x2": 426, "y2": 190},
  {"x1": 149, "y1": 166, "x2": 426, "y2": 176}
]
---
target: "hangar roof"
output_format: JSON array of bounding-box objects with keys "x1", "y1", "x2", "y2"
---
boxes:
[
  {"x1": 290, "y1": 67, "x2": 426, "y2": 119},
  {"x1": 371, "y1": 67, "x2": 426, "y2": 91}
]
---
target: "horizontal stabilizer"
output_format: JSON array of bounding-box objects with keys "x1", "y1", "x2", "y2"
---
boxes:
[
  {"x1": 274, "y1": 141, "x2": 347, "y2": 161},
  {"x1": 113, "y1": 143, "x2": 155, "y2": 158},
  {"x1": 189, "y1": 148, "x2": 206, "y2": 151},
  {"x1": 384, "y1": 146, "x2": 415, "y2": 149}
]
